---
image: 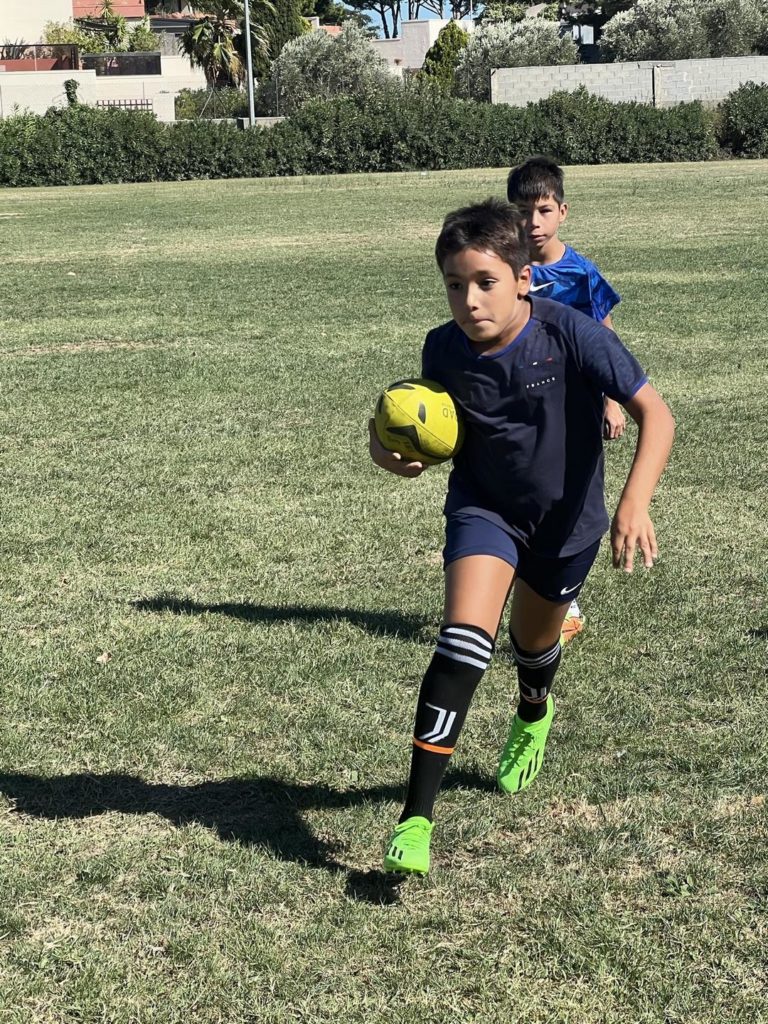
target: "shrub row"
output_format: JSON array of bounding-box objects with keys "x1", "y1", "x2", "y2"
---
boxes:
[
  {"x1": 174, "y1": 87, "x2": 249, "y2": 121},
  {"x1": 1, "y1": 83, "x2": 766, "y2": 188}
]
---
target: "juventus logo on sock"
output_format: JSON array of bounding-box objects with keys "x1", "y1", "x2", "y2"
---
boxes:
[
  {"x1": 418, "y1": 703, "x2": 457, "y2": 745},
  {"x1": 411, "y1": 622, "x2": 494, "y2": 756},
  {"x1": 402, "y1": 622, "x2": 495, "y2": 821}
]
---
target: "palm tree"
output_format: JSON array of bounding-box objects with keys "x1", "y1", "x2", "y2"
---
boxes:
[
  {"x1": 179, "y1": 0, "x2": 272, "y2": 88},
  {"x1": 235, "y1": 0, "x2": 278, "y2": 84}
]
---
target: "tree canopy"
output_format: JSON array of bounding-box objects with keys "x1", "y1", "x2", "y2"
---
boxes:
[{"x1": 454, "y1": 20, "x2": 579, "y2": 102}]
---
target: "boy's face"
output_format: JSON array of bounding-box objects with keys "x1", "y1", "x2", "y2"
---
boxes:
[
  {"x1": 442, "y1": 247, "x2": 531, "y2": 346},
  {"x1": 515, "y1": 194, "x2": 568, "y2": 256}
]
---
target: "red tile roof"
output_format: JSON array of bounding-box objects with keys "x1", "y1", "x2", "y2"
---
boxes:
[{"x1": 148, "y1": 9, "x2": 206, "y2": 18}]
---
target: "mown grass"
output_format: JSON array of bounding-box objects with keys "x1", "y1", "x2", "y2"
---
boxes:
[{"x1": 0, "y1": 163, "x2": 766, "y2": 1023}]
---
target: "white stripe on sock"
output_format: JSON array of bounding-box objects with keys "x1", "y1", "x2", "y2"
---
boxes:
[
  {"x1": 442, "y1": 626, "x2": 493, "y2": 650},
  {"x1": 436, "y1": 645, "x2": 490, "y2": 671},
  {"x1": 438, "y1": 635, "x2": 492, "y2": 661}
]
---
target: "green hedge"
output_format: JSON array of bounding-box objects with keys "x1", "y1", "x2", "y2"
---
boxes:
[
  {"x1": 718, "y1": 81, "x2": 768, "y2": 157},
  {"x1": 1, "y1": 82, "x2": 762, "y2": 188},
  {"x1": 174, "y1": 87, "x2": 249, "y2": 121}
]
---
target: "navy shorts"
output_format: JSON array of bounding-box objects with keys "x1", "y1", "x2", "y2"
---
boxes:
[{"x1": 443, "y1": 511, "x2": 601, "y2": 604}]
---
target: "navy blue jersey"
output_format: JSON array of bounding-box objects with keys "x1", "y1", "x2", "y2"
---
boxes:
[
  {"x1": 529, "y1": 246, "x2": 620, "y2": 322},
  {"x1": 421, "y1": 296, "x2": 647, "y2": 557}
]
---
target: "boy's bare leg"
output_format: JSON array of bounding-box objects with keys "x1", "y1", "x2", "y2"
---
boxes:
[
  {"x1": 443, "y1": 554, "x2": 516, "y2": 637},
  {"x1": 509, "y1": 578, "x2": 570, "y2": 650}
]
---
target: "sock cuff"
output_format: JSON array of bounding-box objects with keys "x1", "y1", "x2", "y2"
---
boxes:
[
  {"x1": 509, "y1": 635, "x2": 561, "y2": 669},
  {"x1": 435, "y1": 622, "x2": 494, "y2": 671}
]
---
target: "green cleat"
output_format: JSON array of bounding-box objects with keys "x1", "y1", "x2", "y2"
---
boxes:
[
  {"x1": 383, "y1": 816, "x2": 434, "y2": 876},
  {"x1": 497, "y1": 697, "x2": 554, "y2": 795}
]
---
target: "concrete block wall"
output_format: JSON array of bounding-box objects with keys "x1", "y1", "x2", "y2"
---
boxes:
[
  {"x1": 653, "y1": 56, "x2": 768, "y2": 105},
  {"x1": 491, "y1": 56, "x2": 768, "y2": 108}
]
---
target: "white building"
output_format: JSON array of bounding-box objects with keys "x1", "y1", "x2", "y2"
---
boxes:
[
  {"x1": 2, "y1": 0, "x2": 151, "y2": 44},
  {"x1": 0, "y1": 0, "x2": 204, "y2": 121},
  {"x1": 371, "y1": 18, "x2": 475, "y2": 73},
  {"x1": 3, "y1": 0, "x2": 72, "y2": 43}
]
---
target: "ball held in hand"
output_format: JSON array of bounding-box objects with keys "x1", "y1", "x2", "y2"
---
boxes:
[{"x1": 374, "y1": 378, "x2": 464, "y2": 465}]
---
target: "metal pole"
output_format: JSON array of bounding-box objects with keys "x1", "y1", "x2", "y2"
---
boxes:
[{"x1": 243, "y1": 0, "x2": 256, "y2": 127}]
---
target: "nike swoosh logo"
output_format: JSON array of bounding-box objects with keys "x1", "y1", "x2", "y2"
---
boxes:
[
  {"x1": 560, "y1": 582, "x2": 581, "y2": 595},
  {"x1": 529, "y1": 282, "x2": 554, "y2": 292}
]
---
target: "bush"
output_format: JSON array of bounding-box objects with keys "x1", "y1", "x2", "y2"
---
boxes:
[
  {"x1": 454, "y1": 22, "x2": 579, "y2": 102},
  {"x1": 0, "y1": 106, "x2": 168, "y2": 187},
  {"x1": 277, "y1": 79, "x2": 535, "y2": 172},
  {"x1": 43, "y1": 19, "x2": 107, "y2": 53},
  {"x1": 702, "y1": 0, "x2": 766, "y2": 57},
  {"x1": 477, "y1": 1, "x2": 526, "y2": 24},
  {"x1": 599, "y1": 0, "x2": 768, "y2": 60},
  {"x1": 718, "y1": 81, "x2": 768, "y2": 155},
  {"x1": 523, "y1": 87, "x2": 718, "y2": 163},
  {"x1": 262, "y1": 22, "x2": 391, "y2": 115},
  {"x1": 128, "y1": 18, "x2": 160, "y2": 52},
  {"x1": 3, "y1": 87, "x2": 759, "y2": 189},
  {"x1": 421, "y1": 20, "x2": 470, "y2": 93},
  {"x1": 175, "y1": 87, "x2": 248, "y2": 120}
]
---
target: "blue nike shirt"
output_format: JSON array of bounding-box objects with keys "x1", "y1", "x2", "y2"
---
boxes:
[
  {"x1": 529, "y1": 246, "x2": 620, "y2": 322},
  {"x1": 421, "y1": 296, "x2": 647, "y2": 557}
]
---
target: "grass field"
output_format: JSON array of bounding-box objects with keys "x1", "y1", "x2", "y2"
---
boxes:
[{"x1": 1, "y1": 163, "x2": 767, "y2": 1023}]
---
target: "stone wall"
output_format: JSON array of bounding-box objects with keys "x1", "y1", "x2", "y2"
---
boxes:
[{"x1": 491, "y1": 56, "x2": 768, "y2": 108}]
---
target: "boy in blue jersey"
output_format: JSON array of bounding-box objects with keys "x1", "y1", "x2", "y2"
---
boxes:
[
  {"x1": 508, "y1": 156, "x2": 626, "y2": 640},
  {"x1": 507, "y1": 157, "x2": 626, "y2": 441},
  {"x1": 369, "y1": 199, "x2": 674, "y2": 876}
]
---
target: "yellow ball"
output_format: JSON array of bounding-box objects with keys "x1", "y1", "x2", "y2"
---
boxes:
[{"x1": 374, "y1": 378, "x2": 464, "y2": 465}]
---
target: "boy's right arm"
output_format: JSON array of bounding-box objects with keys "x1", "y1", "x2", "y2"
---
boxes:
[
  {"x1": 368, "y1": 420, "x2": 426, "y2": 478},
  {"x1": 601, "y1": 314, "x2": 627, "y2": 440},
  {"x1": 611, "y1": 383, "x2": 675, "y2": 572},
  {"x1": 370, "y1": 331, "x2": 434, "y2": 478}
]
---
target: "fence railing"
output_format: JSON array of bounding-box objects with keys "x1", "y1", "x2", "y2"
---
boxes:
[
  {"x1": 95, "y1": 98, "x2": 154, "y2": 112},
  {"x1": 82, "y1": 52, "x2": 162, "y2": 76},
  {"x1": 0, "y1": 43, "x2": 78, "y2": 71}
]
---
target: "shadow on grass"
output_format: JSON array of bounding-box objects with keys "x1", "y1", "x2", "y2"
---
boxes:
[
  {"x1": 0, "y1": 768, "x2": 492, "y2": 904},
  {"x1": 131, "y1": 596, "x2": 433, "y2": 643}
]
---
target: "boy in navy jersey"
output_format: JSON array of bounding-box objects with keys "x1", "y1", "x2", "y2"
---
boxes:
[
  {"x1": 508, "y1": 156, "x2": 626, "y2": 641},
  {"x1": 369, "y1": 199, "x2": 674, "y2": 876}
]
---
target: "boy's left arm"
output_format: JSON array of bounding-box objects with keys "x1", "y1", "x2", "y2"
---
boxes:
[
  {"x1": 612, "y1": 382, "x2": 675, "y2": 572},
  {"x1": 601, "y1": 314, "x2": 627, "y2": 440}
]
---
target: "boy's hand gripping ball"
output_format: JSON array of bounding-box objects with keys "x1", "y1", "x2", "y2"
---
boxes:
[{"x1": 374, "y1": 379, "x2": 464, "y2": 466}]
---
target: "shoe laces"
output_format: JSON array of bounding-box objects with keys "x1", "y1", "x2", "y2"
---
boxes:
[
  {"x1": 501, "y1": 727, "x2": 535, "y2": 765},
  {"x1": 394, "y1": 821, "x2": 429, "y2": 851}
]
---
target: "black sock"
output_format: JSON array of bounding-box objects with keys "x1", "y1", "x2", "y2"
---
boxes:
[
  {"x1": 517, "y1": 695, "x2": 548, "y2": 723},
  {"x1": 510, "y1": 635, "x2": 561, "y2": 725},
  {"x1": 401, "y1": 623, "x2": 494, "y2": 823}
]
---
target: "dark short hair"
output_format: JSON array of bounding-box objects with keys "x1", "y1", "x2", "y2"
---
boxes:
[
  {"x1": 507, "y1": 156, "x2": 565, "y2": 205},
  {"x1": 435, "y1": 198, "x2": 529, "y2": 278}
]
